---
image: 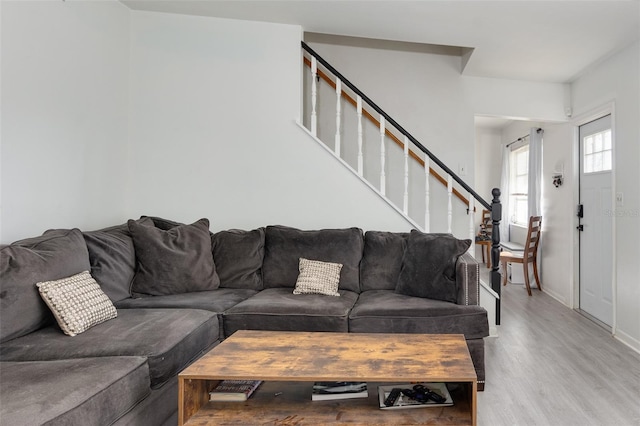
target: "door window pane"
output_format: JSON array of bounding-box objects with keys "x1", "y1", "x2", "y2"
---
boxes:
[{"x1": 583, "y1": 129, "x2": 612, "y2": 173}]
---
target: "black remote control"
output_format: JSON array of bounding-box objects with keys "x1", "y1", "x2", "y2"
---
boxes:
[{"x1": 384, "y1": 388, "x2": 402, "y2": 406}]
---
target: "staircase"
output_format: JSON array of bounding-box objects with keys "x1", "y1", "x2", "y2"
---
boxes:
[{"x1": 300, "y1": 42, "x2": 503, "y2": 330}]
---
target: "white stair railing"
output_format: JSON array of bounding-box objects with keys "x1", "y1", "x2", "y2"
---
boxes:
[{"x1": 303, "y1": 51, "x2": 486, "y2": 240}]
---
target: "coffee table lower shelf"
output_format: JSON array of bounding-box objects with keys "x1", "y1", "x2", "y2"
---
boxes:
[{"x1": 183, "y1": 381, "x2": 473, "y2": 425}]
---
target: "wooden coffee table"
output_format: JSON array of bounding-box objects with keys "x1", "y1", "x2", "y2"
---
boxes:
[{"x1": 178, "y1": 330, "x2": 477, "y2": 425}]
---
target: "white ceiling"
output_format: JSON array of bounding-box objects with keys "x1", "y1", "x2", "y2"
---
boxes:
[{"x1": 120, "y1": 0, "x2": 639, "y2": 84}]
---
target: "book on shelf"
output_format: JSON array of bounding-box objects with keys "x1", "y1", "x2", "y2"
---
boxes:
[
  {"x1": 378, "y1": 383, "x2": 454, "y2": 410},
  {"x1": 312, "y1": 381, "x2": 368, "y2": 401},
  {"x1": 209, "y1": 380, "x2": 262, "y2": 402}
]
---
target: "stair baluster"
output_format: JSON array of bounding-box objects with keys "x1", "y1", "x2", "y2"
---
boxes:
[
  {"x1": 335, "y1": 78, "x2": 342, "y2": 156},
  {"x1": 468, "y1": 196, "x2": 475, "y2": 253},
  {"x1": 379, "y1": 115, "x2": 386, "y2": 196},
  {"x1": 310, "y1": 57, "x2": 318, "y2": 137},
  {"x1": 447, "y1": 175, "x2": 453, "y2": 233},
  {"x1": 424, "y1": 153, "x2": 430, "y2": 233},
  {"x1": 403, "y1": 136, "x2": 409, "y2": 214},
  {"x1": 356, "y1": 96, "x2": 363, "y2": 176}
]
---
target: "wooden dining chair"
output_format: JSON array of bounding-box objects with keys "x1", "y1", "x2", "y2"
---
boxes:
[
  {"x1": 500, "y1": 216, "x2": 542, "y2": 296},
  {"x1": 475, "y1": 209, "x2": 493, "y2": 268}
]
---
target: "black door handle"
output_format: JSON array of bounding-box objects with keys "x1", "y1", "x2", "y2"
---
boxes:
[{"x1": 577, "y1": 225, "x2": 584, "y2": 231}]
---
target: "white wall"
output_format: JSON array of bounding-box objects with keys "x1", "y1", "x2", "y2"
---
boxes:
[
  {"x1": 127, "y1": 11, "x2": 416, "y2": 233},
  {"x1": 464, "y1": 77, "x2": 568, "y2": 123},
  {"x1": 474, "y1": 126, "x2": 502, "y2": 219},
  {"x1": 571, "y1": 41, "x2": 640, "y2": 351},
  {"x1": 0, "y1": 0, "x2": 130, "y2": 243},
  {"x1": 539, "y1": 123, "x2": 574, "y2": 305}
]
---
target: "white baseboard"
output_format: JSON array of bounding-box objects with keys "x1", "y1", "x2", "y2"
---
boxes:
[
  {"x1": 542, "y1": 287, "x2": 569, "y2": 307},
  {"x1": 614, "y1": 329, "x2": 640, "y2": 354},
  {"x1": 489, "y1": 324, "x2": 498, "y2": 337}
]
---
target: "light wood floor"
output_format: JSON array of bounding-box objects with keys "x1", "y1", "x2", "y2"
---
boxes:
[{"x1": 477, "y1": 276, "x2": 640, "y2": 425}]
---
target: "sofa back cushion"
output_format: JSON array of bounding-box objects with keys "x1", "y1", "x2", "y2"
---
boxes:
[
  {"x1": 0, "y1": 229, "x2": 91, "y2": 342},
  {"x1": 262, "y1": 226, "x2": 364, "y2": 293},
  {"x1": 82, "y1": 219, "x2": 153, "y2": 302},
  {"x1": 212, "y1": 228, "x2": 264, "y2": 290},
  {"x1": 128, "y1": 218, "x2": 220, "y2": 295},
  {"x1": 360, "y1": 231, "x2": 409, "y2": 291},
  {"x1": 395, "y1": 230, "x2": 471, "y2": 303}
]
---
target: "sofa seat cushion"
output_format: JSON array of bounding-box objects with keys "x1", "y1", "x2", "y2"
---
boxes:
[
  {"x1": 348, "y1": 290, "x2": 489, "y2": 339},
  {"x1": 114, "y1": 289, "x2": 258, "y2": 338},
  {"x1": 0, "y1": 308, "x2": 219, "y2": 388},
  {"x1": 0, "y1": 357, "x2": 150, "y2": 426},
  {"x1": 223, "y1": 288, "x2": 359, "y2": 335},
  {"x1": 114, "y1": 289, "x2": 257, "y2": 312}
]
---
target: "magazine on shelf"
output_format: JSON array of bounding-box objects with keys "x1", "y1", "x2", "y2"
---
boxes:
[
  {"x1": 312, "y1": 381, "x2": 368, "y2": 401},
  {"x1": 378, "y1": 383, "x2": 453, "y2": 409},
  {"x1": 209, "y1": 380, "x2": 262, "y2": 402}
]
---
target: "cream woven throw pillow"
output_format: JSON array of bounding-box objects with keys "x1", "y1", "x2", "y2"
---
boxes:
[
  {"x1": 37, "y1": 271, "x2": 117, "y2": 336},
  {"x1": 293, "y1": 258, "x2": 342, "y2": 297}
]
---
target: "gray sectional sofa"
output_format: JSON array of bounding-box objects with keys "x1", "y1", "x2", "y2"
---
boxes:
[{"x1": 0, "y1": 216, "x2": 488, "y2": 425}]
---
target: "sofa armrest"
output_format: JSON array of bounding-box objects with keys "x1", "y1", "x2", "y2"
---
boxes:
[{"x1": 455, "y1": 252, "x2": 480, "y2": 306}]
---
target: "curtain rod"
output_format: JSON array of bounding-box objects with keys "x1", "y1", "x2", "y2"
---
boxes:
[
  {"x1": 506, "y1": 134, "x2": 529, "y2": 148},
  {"x1": 506, "y1": 127, "x2": 543, "y2": 148}
]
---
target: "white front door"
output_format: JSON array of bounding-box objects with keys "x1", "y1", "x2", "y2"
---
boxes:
[{"x1": 578, "y1": 115, "x2": 613, "y2": 326}]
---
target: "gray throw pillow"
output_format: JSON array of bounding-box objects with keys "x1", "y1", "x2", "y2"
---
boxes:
[
  {"x1": 395, "y1": 230, "x2": 471, "y2": 303},
  {"x1": 83, "y1": 219, "x2": 153, "y2": 302},
  {"x1": 211, "y1": 228, "x2": 264, "y2": 290},
  {"x1": 140, "y1": 215, "x2": 185, "y2": 231},
  {"x1": 360, "y1": 231, "x2": 409, "y2": 291},
  {"x1": 128, "y1": 218, "x2": 220, "y2": 296}
]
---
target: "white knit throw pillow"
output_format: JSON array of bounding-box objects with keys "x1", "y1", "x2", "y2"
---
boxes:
[
  {"x1": 37, "y1": 271, "x2": 117, "y2": 336},
  {"x1": 293, "y1": 258, "x2": 342, "y2": 297}
]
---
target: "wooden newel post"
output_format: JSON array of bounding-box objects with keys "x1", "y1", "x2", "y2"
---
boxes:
[{"x1": 490, "y1": 188, "x2": 502, "y2": 325}]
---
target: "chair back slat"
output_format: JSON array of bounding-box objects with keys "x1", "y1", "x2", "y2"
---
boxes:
[{"x1": 523, "y1": 216, "x2": 542, "y2": 259}]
